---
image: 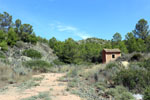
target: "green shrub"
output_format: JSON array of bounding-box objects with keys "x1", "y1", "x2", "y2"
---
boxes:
[
  {"x1": 53, "y1": 59, "x2": 65, "y2": 65},
  {"x1": 106, "y1": 62, "x2": 120, "y2": 69},
  {"x1": 0, "y1": 52, "x2": 6, "y2": 58},
  {"x1": 120, "y1": 92, "x2": 135, "y2": 100},
  {"x1": 106, "y1": 86, "x2": 135, "y2": 100},
  {"x1": 138, "y1": 58, "x2": 150, "y2": 70},
  {"x1": 28, "y1": 33, "x2": 37, "y2": 44},
  {"x1": 21, "y1": 91, "x2": 51, "y2": 100},
  {"x1": 23, "y1": 49, "x2": 42, "y2": 59},
  {"x1": 0, "y1": 41, "x2": 8, "y2": 51},
  {"x1": 15, "y1": 41, "x2": 25, "y2": 48},
  {"x1": 114, "y1": 68, "x2": 150, "y2": 92},
  {"x1": 7, "y1": 28, "x2": 18, "y2": 47},
  {"x1": 24, "y1": 60, "x2": 52, "y2": 72},
  {"x1": 144, "y1": 87, "x2": 150, "y2": 100},
  {"x1": 67, "y1": 67, "x2": 79, "y2": 77}
]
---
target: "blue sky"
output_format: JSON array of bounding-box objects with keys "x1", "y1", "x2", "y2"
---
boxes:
[{"x1": 0, "y1": 0, "x2": 150, "y2": 41}]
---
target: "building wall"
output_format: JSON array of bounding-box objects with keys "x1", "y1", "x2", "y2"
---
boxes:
[
  {"x1": 102, "y1": 51, "x2": 121, "y2": 63},
  {"x1": 102, "y1": 50, "x2": 106, "y2": 63},
  {"x1": 105, "y1": 52, "x2": 121, "y2": 63}
]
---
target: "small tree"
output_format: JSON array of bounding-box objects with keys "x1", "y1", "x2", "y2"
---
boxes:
[
  {"x1": 112, "y1": 32, "x2": 122, "y2": 42},
  {"x1": 133, "y1": 19, "x2": 150, "y2": 40},
  {"x1": 49, "y1": 37, "x2": 57, "y2": 49},
  {"x1": 125, "y1": 32, "x2": 137, "y2": 53}
]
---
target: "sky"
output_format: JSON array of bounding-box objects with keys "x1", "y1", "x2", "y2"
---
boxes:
[{"x1": 0, "y1": 0, "x2": 150, "y2": 41}]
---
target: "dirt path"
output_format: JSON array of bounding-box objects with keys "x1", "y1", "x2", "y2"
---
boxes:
[{"x1": 0, "y1": 73, "x2": 83, "y2": 100}]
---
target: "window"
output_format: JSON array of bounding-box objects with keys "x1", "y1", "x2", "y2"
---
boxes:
[{"x1": 112, "y1": 54, "x2": 115, "y2": 58}]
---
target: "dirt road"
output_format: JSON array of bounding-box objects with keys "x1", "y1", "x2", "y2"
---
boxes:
[{"x1": 0, "y1": 73, "x2": 83, "y2": 100}]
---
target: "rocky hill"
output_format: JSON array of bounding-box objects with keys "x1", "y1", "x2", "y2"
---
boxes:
[{"x1": 78, "y1": 37, "x2": 110, "y2": 45}]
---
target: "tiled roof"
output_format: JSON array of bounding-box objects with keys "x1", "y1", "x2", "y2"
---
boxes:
[{"x1": 103, "y1": 49, "x2": 121, "y2": 52}]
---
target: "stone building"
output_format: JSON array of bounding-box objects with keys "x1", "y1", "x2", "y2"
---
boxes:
[{"x1": 102, "y1": 49, "x2": 121, "y2": 63}]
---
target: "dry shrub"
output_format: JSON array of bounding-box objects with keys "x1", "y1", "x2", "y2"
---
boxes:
[{"x1": 0, "y1": 62, "x2": 32, "y2": 87}]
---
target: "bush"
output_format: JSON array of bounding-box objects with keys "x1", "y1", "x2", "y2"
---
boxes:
[
  {"x1": 144, "y1": 87, "x2": 150, "y2": 100},
  {"x1": 53, "y1": 59, "x2": 65, "y2": 65},
  {"x1": 106, "y1": 62, "x2": 120, "y2": 69},
  {"x1": 106, "y1": 86, "x2": 135, "y2": 100},
  {"x1": 28, "y1": 33, "x2": 37, "y2": 44},
  {"x1": 120, "y1": 92, "x2": 135, "y2": 100},
  {"x1": 23, "y1": 49, "x2": 42, "y2": 59},
  {"x1": 138, "y1": 58, "x2": 150, "y2": 70},
  {"x1": 15, "y1": 41, "x2": 25, "y2": 48},
  {"x1": 24, "y1": 60, "x2": 52, "y2": 72},
  {"x1": 0, "y1": 41, "x2": 8, "y2": 51},
  {"x1": 7, "y1": 28, "x2": 18, "y2": 47},
  {"x1": 114, "y1": 68, "x2": 150, "y2": 92},
  {"x1": 0, "y1": 52, "x2": 6, "y2": 58},
  {"x1": 21, "y1": 91, "x2": 51, "y2": 100},
  {"x1": 130, "y1": 53, "x2": 143, "y2": 61},
  {"x1": 0, "y1": 62, "x2": 32, "y2": 87}
]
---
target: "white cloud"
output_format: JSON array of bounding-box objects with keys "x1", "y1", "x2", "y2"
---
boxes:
[
  {"x1": 57, "y1": 25, "x2": 77, "y2": 32},
  {"x1": 49, "y1": 22, "x2": 91, "y2": 39}
]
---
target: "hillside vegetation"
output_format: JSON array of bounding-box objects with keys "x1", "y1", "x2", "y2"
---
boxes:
[{"x1": 1, "y1": 11, "x2": 150, "y2": 100}]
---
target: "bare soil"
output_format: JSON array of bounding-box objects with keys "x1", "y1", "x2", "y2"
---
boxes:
[{"x1": 0, "y1": 73, "x2": 83, "y2": 100}]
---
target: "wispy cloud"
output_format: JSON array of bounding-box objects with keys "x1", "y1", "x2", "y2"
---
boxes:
[
  {"x1": 57, "y1": 25, "x2": 77, "y2": 32},
  {"x1": 49, "y1": 22, "x2": 91, "y2": 39}
]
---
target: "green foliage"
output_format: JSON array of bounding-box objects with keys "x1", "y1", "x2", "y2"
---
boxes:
[
  {"x1": 0, "y1": 41, "x2": 8, "y2": 51},
  {"x1": 106, "y1": 62, "x2": 120, "y2": 69},
  {"x1": 0, "y1": 30, "x2": 8, "y2": 51},
  {"x1": 37, "y1": 36, "x2": 48, "y2": 43},
  {"x1": 15, "y1": 19, "x2": 22, "y2": 36},
  {"x1": 114, "y1": 68, "x2": 150, "y2": 92},
  {"x1": 20, "y1": 32, "x2": 37, "y2": 44},
  {"x1": 136, "y1": 38, "x2": 146, "y2": 52},
  {"x1": 0, "y1": 12, "x2": 38, "y2": 45},
  {"x1": 125, "y1": 32, "x2": 138, "y2": 53},
  {"x1": 0, "y1": 52, "x2": 6, "y2": 58},
  {"x1": 28, "y1": 33, "x2": 37, "y2": 44},
  {"x1": 62, "y1": 38, "x2": 82, "y2": 64},
  {"x1": 20, "y1": 24, "x2": 33, "y2": 34},
  {"x1": 125, "y1": 32, "x2": 146, "y2": 53},
  {"x1": 23, "y1": 49, "x2": 42, "y2": 59},
  {"x1": 49, "y1": 37, "x2": 104, "y2": 64},
  {"x1": 7, "y1": 28, "x2": 18, "y2": 46},
  {"x1": 49, "y1": 37, "x2": 57, "y2": 49},
  {"x1": 112, "y1": 33, "x2": 128, "y2": 53},
  {"x1": 52, "y1": 59, "x2": 65, "y2": 65},
  {"x1": 138, "y1": 58, "x2": 150, "y2": 70},
  {"x1": 0, "y1": 12, "x2": 12, "y2": 32},
  {"x1": 19, "y1": 78, "x2": 40, "y2": 90},
  {"x1": 118, "y1": 41, "x2": 128, "y2": 53},
  {"x1": 112, "y1": 32, "x2": 122, "y2": 42},
  {"x1": 106, "y1": 86, "x2": 135, "y2": 100},
  {"x1": 24, "y1": 60, "x2": 52, "y2": 72},
  {"x1": 21, "y1": 91, "x2": 51, "y2": 100},
  {"x1": 133, "y1": 19, "x2": 149, "y2": 40},
  {"x1": 144, "y1": 87, "x2": 150, "y2": 100},
  {"x1": 0, "y1": 30, "x2": 7, "y2": 42}
]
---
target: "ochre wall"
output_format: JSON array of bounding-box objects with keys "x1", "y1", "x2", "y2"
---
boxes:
[{"x1": 102, "y1": 51, "x2": 121, "y2": 63}]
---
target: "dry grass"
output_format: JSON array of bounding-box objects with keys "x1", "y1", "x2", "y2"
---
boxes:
[{"x1": 0, "y1": 62, "x2": 32, "y2": 88}]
